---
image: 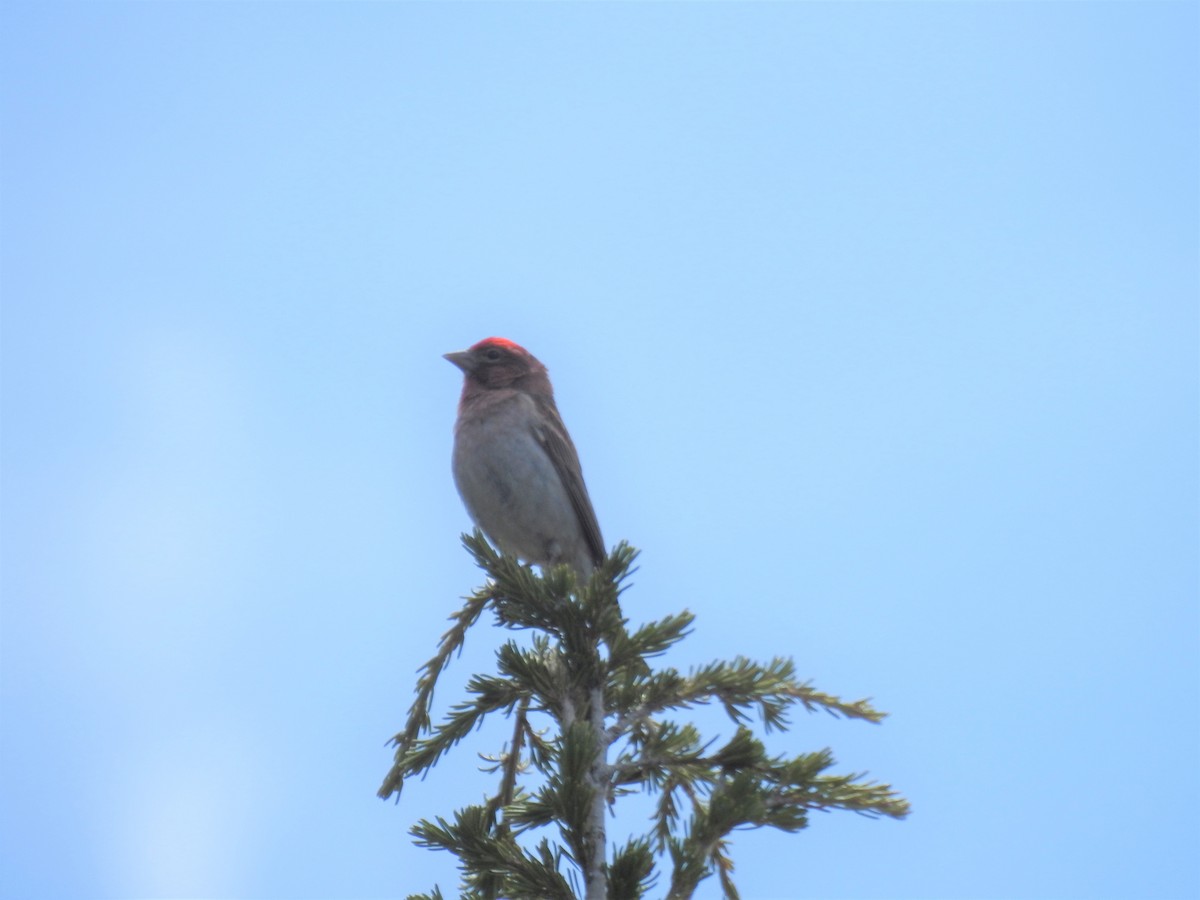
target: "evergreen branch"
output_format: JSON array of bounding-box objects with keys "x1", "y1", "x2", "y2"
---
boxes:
[
  {"x1": 713, "y1": 839, "x2": 738, "y2": 900},
  {"x1": 785, "y1": 682, "x2": 888, "y2": 723},
  {"x1": 581, "y1": 542, "x2": 640, "y2": 649},
  {"x1": 504, "y1": 791, "x2": 559, "y2": 832},
  {"x1": 524, "y1": 720, "x2": 556, "y2": 771},
  {"x1": 653, "y1": 776, "x2": 682, "y2": 848},
  {"x1": 501, "y1": 721, "x2": 599, "y2": 846},
  {"x1": 379, "y1": 587, "x2": 492, "y2": 799},
  {"x1": 607, "y1": 671, "x2": 688, "y2": 740},
  {"x1": 463, "y1": 531, "x2": 582, "y2": 639},
  {"x1": 621, "y1": 718, "x2": 706, "y2": 764},
  {"x1": 483, "y1": 695, "x2": 532, "y2": 832},
  {"x1": 612, "y1": 724, "x2": 751, "y2": 794},
  {"x1": 659, "y1": 746, "x2": 910, "y2": 898},
  {"x1": 412, "y1": 805, "x2": 575, "y2": 900},
  {"x1": 682, "y1": 656, "x2": 855, "y2": 728},
  {"x1": 666, "y1": 771, "x2": 763, "y2": 900},
  {"x1": 613, "y1": 657, "x2": 886, "y2": 741},
  {"x1": 763, "y1": 769, "x2": 911, "y2": 820},
  {"x1": 608, "y1": 611, "x2": 694, "y2": 675},
  {"x1": 608, "y1": 836, "x2": 657, "y2": 900},
  {"x1": 556, "y1": 721, "x2": 601, "y2": 868},
  {"x1": 495, "y1": 638, "x2": 573, "y2": 718},
  {"x1": 391, "y1": 675, "x2": 527, "y2": 788}
]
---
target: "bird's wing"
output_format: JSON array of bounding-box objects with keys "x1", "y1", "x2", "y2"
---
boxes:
[{"x1": 532, "y1": 397, "x2": 606, "y2": 568}]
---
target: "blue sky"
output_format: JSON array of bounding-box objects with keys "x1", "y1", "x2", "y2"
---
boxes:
[{"x1": 1, "y1": 3, "x2": 1196, "y2": 899}]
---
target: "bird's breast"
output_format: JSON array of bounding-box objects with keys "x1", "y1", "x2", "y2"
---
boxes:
[{"x1": 450, "y1": 393, "x2": 581, "y2": 567}]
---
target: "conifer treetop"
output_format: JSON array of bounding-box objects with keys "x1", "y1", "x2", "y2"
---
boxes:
[{"x1": 381, "y1": 532, "x2": 909, "y2": 900}]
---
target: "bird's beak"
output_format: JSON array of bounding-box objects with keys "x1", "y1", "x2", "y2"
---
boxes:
[{"x1": 443, "y1": 350, "x2": 473, "y2": 373}]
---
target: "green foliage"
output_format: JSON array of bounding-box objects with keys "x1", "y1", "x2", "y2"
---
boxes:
[{"x1": 382, "y1": 532, "x2": 909, "y2": 899}]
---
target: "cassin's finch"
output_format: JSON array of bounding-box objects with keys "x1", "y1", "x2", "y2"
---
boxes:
[{"x1": 444, "y1": 338, "x2": 604, "y2": 578}]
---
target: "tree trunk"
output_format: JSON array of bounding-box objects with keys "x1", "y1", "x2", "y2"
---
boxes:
[{"x1": 584, "y1": 683, "x2": 607, "y2": 900}]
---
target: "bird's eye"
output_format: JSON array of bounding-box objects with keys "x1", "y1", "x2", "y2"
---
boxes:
[{"x1": 484, "y1": 348, "x2": 502, "y2": 361}]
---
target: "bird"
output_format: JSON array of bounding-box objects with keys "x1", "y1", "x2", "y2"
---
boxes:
[{"x1": 444, "y1": 337, "x2": 604, "y2": 579}]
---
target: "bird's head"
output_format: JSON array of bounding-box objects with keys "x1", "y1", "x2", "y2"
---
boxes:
[{"x1": 444, "y1": 337, "x2": 552, "y2": 396}]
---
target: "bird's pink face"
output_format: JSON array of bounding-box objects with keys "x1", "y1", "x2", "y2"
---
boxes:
[{"x1": 446, "y1": 337, "x2": 545, "y2": 390}]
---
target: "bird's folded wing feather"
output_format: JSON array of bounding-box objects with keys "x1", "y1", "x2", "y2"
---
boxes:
[{"x1": 532, "y1": 398, "x2": 605, "y2": 567}]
